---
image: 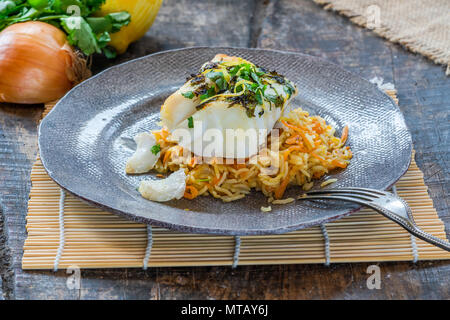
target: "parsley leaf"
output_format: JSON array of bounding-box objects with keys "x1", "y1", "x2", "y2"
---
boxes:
[
  {"x1": 102, "y1": 46, "x2": 117, "y2": 59},
  {"x1": 255, "y1": 90, "x2": 263, "y2": 105},
  {"x1": 206, "y1": 71, "x2": 227, "y2": 91},
  {"x1": 151, "y1": 144, "x2": 161, "y2": 155},
  {"x1": 0, "y1": 1, "x2": 16, "y2": 17},
  {"x1": 0, "y1": 0, "x2": 130, "y2": 58},
  {"x1": 187, "y1": 116, "x2": 194, "y2": 128},
  {"x1": 61, "y1": 16, "x2": 100, "y2": 55},
  {"x1": 182, "y1": 91, "x2": 195, "y2": 99},
  {"x1": 199, "y1": 87, "x2": 216, "y2": 100},
  {"x1": 86, "y1": 12, "x2": 130, "y2": 34},
  {"x1": 28, "y1": 0, "x2": 51, "y2": 10},
  {"x1": 283, "y1": 82, "x2": 295, "y2": 97},
  {"x1": 250, "y1": 71, "x2": 261, "y2": 85}
]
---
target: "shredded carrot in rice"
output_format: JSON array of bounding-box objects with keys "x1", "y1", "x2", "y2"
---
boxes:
[
  {"x1": 154, "y1": 128, "x2": 169, "y2": 142},
  {"x1": 150, "y1": 107, "x2": 352, "y2": 203},
  {"x1": 281, "y1": 119, "x2": 315, "y2": 150},
  {"x1": 331, "y1": 159, "x2": 347, "y2": 168},
  {"x1": 284, "y1": 145, "x2": 306, "y2": 160},
  {"x1": 341, "y1": 125, "x2": 349, "y2": 145},
  {"x1": 162, "y1": 150, "x2": 171, "y2": 166},
  {"x1": 211, "y1": 174, "x2": 222, "y2": 186},
  {"x1": 184, "y1": 185, "x2": 199, "y2": 199},
  {"x1": 275, "y1": 169, "x2": 292, "y2": 200},
  {"x1": 312, "y1": 119, "x2": 324, "y2": 134},
  {"x1": 189, "y1": 156, "x2": 197, "y2": 167},
  {"x1": 285, "y1": 134, "x2": 300, "y2": 145},
  {"x1": 310, "y1": 152, "x2": 328, "y2": 166}
]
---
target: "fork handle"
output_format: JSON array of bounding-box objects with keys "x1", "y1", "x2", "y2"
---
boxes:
[{"x1": 369, "y1": 203, "x2": 450, "y2": 252}]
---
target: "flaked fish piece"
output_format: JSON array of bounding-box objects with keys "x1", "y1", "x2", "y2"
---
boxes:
[
  {"x1": 138, "y1": 169, "x2": 186, "y2": 202},
  {"x1": 126, "y1": 132, "x2": 160, "y2": 174}
]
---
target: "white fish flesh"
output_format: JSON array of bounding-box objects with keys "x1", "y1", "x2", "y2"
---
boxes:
[
  {"x1": 160, "y1": 54, "x2": 298, "y2": 159},
  {"x1": 125, "y1": 132, "x2": 160, "y2": 174},
  {"x1": 138, "y1": 169, "x2": 187, "y2": 202}
]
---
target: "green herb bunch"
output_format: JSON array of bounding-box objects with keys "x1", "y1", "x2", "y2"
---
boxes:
[{"x1": 0, "y1": 0, "x2": 130, "y2": 57}]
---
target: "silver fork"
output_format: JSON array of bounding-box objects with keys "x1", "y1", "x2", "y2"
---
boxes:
[{"x1": 298, "y1": 187, "x2": 450, "y2": 252}]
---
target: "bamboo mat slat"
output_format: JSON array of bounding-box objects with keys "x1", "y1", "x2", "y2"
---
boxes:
[{"x1": 22, "y1": 93, "x2": 450, "y2": 270}]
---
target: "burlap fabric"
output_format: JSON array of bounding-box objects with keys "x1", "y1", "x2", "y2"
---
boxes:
[{"x1": 314, "y1": 0, "x2": 450, "y2": 74}]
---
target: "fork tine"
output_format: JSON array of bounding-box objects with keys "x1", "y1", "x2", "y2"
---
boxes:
[
  {"x1": 337, "y1": 187, "x2": 387, "y2": 195},
  {"x1": 312, "y1": 192, "x2": 375, "y2": 201},
  {"x1": 305, "y1": 188, "x2": 381, "y2": 198},
  {"x1": 298, "y1": 194, "x2": 370, "y2": 207}
]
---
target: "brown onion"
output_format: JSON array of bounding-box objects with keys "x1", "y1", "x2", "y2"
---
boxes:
[{"x1": 0, "y1": 21, "x2": 90, "y2": 104}]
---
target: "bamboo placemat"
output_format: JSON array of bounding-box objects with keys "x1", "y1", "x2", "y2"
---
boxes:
[{"x1": 23, "y1": 91, "x2": 450, "y2": 269}]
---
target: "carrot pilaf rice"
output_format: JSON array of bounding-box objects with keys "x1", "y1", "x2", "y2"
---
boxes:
[{"x1": 150, "y1": 107, "x2": 352, "y2": 202}]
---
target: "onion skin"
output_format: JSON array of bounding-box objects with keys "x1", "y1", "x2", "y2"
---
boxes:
[{"x1": 0, "y1": 21, "x2": 86, "y2": 104}]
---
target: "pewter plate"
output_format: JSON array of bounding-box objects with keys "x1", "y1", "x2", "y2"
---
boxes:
[{"x1": 39, "y1": 47, "x2": 412, "y2": 235}]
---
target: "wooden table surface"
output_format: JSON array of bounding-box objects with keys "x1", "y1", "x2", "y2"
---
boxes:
[{"x1": 1, "y1": 0, "x2": 449, "y2": 300}]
